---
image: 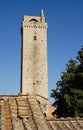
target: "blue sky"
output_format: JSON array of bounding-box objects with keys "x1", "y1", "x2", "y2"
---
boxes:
[{"x1": 0, "y1": 0, "x2": 83, "y2": 103}]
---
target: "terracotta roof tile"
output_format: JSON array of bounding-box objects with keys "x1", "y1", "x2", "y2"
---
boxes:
[
  {"x1": 48, "y1": 118, "x2": 83, "y2": 130},
  {"x1": 0, "y1": 95, "x2": 83, "y2": 130}
]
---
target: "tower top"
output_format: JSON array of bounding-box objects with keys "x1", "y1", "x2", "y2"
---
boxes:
[{"x1": 23, "y1": 10, "x2": 46, "y2": 24}]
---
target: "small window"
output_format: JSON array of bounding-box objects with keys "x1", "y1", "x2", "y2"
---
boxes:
[{"x1": 33, "y1": 36, "x2": 37, "y2": 41}]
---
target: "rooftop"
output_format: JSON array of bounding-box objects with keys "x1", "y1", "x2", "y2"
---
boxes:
[{"x1": 0, "y1": 94, "x2": 83, "y2": 130}]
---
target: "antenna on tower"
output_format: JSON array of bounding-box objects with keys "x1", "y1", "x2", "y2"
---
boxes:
[
  {"x1": 40, "y1": 9, "x2": 45, "y2": 22},
  {"x1": 41, "y1": 9, "x2": 44, "y2": 17}
]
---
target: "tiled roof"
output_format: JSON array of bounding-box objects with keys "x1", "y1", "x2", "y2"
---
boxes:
[
  {"x1": 47, "y1": 118, "x2": 83, "y2": 130},
  {"x1": 0, "y1": 95, "x2": 83, "y2": 130}
]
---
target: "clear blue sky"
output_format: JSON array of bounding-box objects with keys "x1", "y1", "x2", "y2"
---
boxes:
[{"x1": 0, "y1": 0, "x2": 83, "y2": 103}]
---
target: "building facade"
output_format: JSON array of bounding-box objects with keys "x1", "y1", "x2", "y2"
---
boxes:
[{"x1": 21, "y1": 10, "x2": 48, "y2": 105}]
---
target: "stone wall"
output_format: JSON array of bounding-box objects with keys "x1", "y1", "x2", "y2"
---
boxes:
[{"x1": 21, "y1": 11, "x2": 48, "y2": 104}]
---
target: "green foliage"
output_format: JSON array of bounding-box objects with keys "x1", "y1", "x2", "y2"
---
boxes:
[{"x1": 51, "y1": 47, "x2": 83, "y2": 117}]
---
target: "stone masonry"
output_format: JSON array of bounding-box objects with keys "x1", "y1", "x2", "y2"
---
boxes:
[{"x1": 21, "y1": 10, "x2": 48, "y2": 105}]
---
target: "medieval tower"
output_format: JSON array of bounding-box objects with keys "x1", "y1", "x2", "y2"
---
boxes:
[{"x1": 21, "y1": 10, "x2": 48, "y2": 104}]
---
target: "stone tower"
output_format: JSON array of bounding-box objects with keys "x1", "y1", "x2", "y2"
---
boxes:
[{"x1": 21, "y1": 10, "x2": 48, "y2": 104}]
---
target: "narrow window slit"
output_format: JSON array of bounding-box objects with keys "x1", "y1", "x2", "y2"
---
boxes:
[{"x1": 33, "y1": 36, "x2": 37, "y2": 41}]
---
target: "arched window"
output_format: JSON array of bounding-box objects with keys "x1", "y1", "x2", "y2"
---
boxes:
[
  {"x1": 29, "y1": 19, "x2": 38, "y2": 22},
  {"x1": 33, "y1": 36, "x2": 37, "y2": 41}
]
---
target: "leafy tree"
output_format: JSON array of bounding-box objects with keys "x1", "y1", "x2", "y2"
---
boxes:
[{"x1": 51, "y1": 47, "x2": 83, "y2": 117}]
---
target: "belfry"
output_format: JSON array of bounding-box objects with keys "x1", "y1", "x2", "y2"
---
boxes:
[{"x1": 21, "y1": 10, "x2": 48, "y2": 105}]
